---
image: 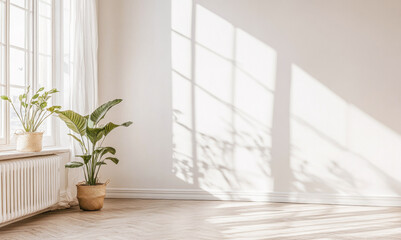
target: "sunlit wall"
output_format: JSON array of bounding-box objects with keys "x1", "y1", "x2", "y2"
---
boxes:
[
  {"x1": 98, "y1": 0, "x2": 401, "y2": 202},
  {"x1": 291, "y1": 65, "x2": 401, "y2": 196},
  {"x1": 172, "y1": 0, "x2": 277, "y2": 197}
]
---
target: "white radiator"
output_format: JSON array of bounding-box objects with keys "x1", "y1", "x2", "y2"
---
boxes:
[{"x1": 0, "y1": 155, "x2": 60, "y2": 225}]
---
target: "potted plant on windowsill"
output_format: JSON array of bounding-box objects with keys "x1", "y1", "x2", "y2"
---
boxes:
[
  {"x1": 0, "y1": 86, "x2": 61, "y2": 152},
  {"x1": 56, "y1": 99, "x2": 132, "y2": 211}
]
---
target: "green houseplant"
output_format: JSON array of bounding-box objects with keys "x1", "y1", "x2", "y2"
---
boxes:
[
  {"x1": 56, "y1": 99, "x2": 132, "y2": 210},
  {"x1": 0, "y1": 86, "x2": 61, "y2": 152}
]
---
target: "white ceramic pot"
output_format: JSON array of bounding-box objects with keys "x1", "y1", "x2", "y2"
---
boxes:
[{"x1": 15, "y1": 132, "x2": 44, "y2": 152}]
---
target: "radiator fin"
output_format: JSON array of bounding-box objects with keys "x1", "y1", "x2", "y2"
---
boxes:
[{"x1": 0, "y1": 155, "x2": 60, "y2": 224}]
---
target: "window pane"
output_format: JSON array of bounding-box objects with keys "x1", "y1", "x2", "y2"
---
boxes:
[
  {"x1": 1, "y1": 0, "x2": 54, "y2": 147},
  {"x1": 0, "y1": 1, "x2": 5, "y2": 44},
  {"x1": 0, "y1": 45, "x2": 5, "y2": 85},
  {"x1": 39, "y1": 115, "x2": 52, "y2": 136},
  {"x1": 28, "y1": 52, "x2": 33, "y2": 85},
  {"x1": 11, "y1": 0, "x2": 26, "y2": 9},
  {"x1": 10, "y1": 6, "x2": 27, "y2": 48},
  {"x1": 0, "y1": 86, "x2": 5, "y2": 140},
  {"x1": 10, "y1": 48, "x2": 26, "y2": 86},
  {"x1": 38, "y1": 55, "x2": 51, "y2": 88},
  {"x1": 39, "y1": 17, "x2": 52, "y2": 55},
  {"x1": 38, "y1": 0, "x2": 53, "y2": 142},
  {"x1": 28, "y1": 11, "x2": 33, "y2": 51},
  {"x1": 39, "y1": 0, "x2": 51, "y2": 18},
  {"x1": 9, "y1": 87, "x2": 24, "y2": 139}
]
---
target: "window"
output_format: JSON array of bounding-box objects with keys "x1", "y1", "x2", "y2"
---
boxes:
[{"x1": 0, "y1": 0, "x2": 54, "y2": 149}]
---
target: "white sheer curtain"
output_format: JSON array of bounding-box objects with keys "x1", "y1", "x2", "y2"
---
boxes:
[{"x1": 55, "y1": 0, "x2": 98, "y2": 208}]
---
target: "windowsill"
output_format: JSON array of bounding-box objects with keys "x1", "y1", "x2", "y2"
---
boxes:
[{"x1": 0, "y1": 147, "x2": 70, "y2": 161}]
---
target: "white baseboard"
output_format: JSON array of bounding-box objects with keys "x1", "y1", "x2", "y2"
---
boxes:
[{"x1": 106, "y1": 188, "x2": 401, "y2": 207}]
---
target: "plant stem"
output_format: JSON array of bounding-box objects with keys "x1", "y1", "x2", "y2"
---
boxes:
[
  {"x1": 85, "y1": 162, "x2": 90, "y2": 184},
  {"x1": 82, "y1": 166, "x2": 88, "y2": 183},
  {"x1": 80, "y1": 135, "x2": 88, "y2": 153},
  {"x1": 33, "y1": 112, "x2": 51, "y2": 132},
  {"x1": 19, "y1": 99, "x2": 24, "y2": 126},
  {"x1": 90, "y1": 143, "x2": 96, "y2": 184},
  {"x1": 10, "y1": 102, "x2": 24, "y2": 130},
  {"x1": 31, "y1": 108, "x2": 41, "y2": 130},
  {"x1": 24, "y1": 99, "x2": 30, "y2": 131},
  {"x1": 100, "y1": 137, "x2": 106, "y2": 147},
  {"x1": 94, "y1": 162, "x2": 102, "y2": 183}
]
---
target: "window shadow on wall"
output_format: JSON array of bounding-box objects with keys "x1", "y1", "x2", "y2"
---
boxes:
[
  {"x1": 170, "y1": 0, "x2": 401, "y2": 200},
  {"x1": 171, "y1": 1, "x2": 276, "y2": 199}
]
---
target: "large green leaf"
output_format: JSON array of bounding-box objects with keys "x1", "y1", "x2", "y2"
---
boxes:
[
  {"x1": 65, "y1": 161, "x2": 84, "y2": 168},
  {"x1": 90, "y1": 99, "x2": 122, "y2": 125},
  {"x1": 85, "y1": 114, "x2": 95, "y2": 128},
  {"x1": 86, "y1": 127, "x2": 105, "y2": 144},
  {"x1": 68, "y1": 133, "x2": 84, "y2": 145},
  {"x1": 57, "y1": 110, "x2": 87, "y2": 135},
  {"x1": 76, "y1": 155, "x2": 92, "y2": 164},
  {"x1": 103, "y1": 121, "x2": 133, "y2": 136},
  {"x1": 105, "y1": 157, "x2": 119, "y2": 165},
  {"x1": 47, "y1": 105, "x2": 61, "y2": 113},
  {"x1": 94, "y1": 147, "x2": 116, "y2": 159}
]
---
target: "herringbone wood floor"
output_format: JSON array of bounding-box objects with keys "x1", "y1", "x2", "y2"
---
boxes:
[{"x1": 1, "y1": 199, "x2": 401, "y2": 239}]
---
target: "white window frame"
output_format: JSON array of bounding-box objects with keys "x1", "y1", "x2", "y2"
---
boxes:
[{"x1": 0, "y1": 0, "x2": 56, "y2": 151}]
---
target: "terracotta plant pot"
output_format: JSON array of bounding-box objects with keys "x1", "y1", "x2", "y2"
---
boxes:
[
  {"x1": 15, "y1": 132, "x2": 43, "y2": 152},
  {"x1": 76, "y1": 182, "x2": 107, "y2": 211}
]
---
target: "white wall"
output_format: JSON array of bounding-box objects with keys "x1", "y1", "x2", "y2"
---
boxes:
[{"x1": 98, "y1": 0, "x2": 401, "y2": 205}]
